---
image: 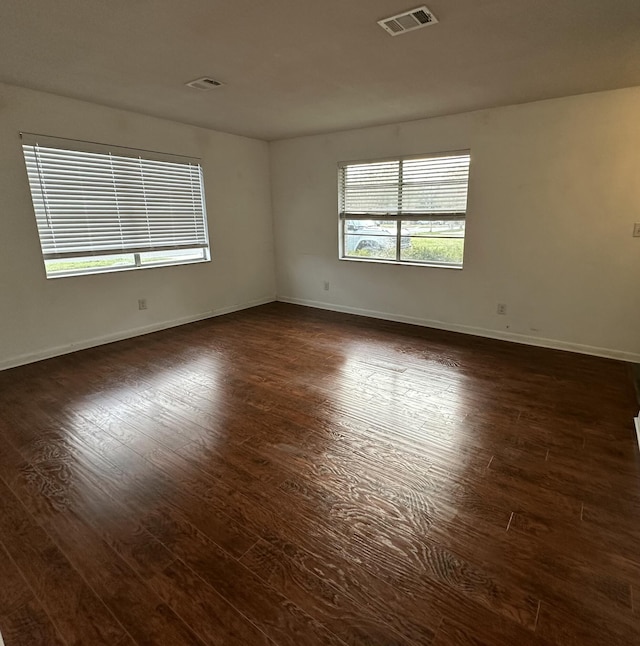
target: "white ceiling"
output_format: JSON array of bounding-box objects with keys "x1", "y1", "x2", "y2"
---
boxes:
[{"x1": 1, "y1": 0, "x2": 639, "y2": 140}]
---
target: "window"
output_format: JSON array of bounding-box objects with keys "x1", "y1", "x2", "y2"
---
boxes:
[
  {"x1": 21, "y1": 133, "x2": 210, "y2": 278},
  {"x1": 338, "y1": 151, "x2": 471, "y2": 268}
]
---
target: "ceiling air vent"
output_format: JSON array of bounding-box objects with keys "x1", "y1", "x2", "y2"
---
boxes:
[
  {"x1": 378, "y1": 6, "x2": 438, "y2": 36},
  {"x1": 185, "y1": 77, "x2": 224, "y2": 91}
]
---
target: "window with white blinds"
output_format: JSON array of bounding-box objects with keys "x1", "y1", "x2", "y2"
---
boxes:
[
  {"x1": 338, "y1": 151, "x2": 470, "y2": 267},
  {"x1": 21, "y1": 133, "x2": 210, "y2": 277}
]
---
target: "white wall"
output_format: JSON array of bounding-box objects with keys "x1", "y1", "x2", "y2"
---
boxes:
[
  {"x1": 270, "y1": 87, "x2": 640, "y2": 361},
  {"x1": 0, "y1": 83, "x2": 276, "y2": 369}
]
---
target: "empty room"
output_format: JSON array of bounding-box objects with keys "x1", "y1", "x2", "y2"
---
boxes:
[{"x1": 1, "y1": 1, "x2": 640, "y2": 645}]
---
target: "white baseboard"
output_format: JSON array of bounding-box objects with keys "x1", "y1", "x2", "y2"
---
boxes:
[
  {"x1": 0, "y1": 296, "x2": 276, "y2": 371},
  {"x1": 277, "y1": 296, "x2": 640, "y2": 363},
  {"x1": 635, "y1": 416, "x2": 640, "y2": 452}
]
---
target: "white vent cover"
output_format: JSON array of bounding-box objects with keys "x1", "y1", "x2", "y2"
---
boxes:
[
  {"x1": 185, "y1": 77, "x2": 224, "y2": 90},
  {"x1": 378, "y1": 6, "x2": 438, "y2": 36}
]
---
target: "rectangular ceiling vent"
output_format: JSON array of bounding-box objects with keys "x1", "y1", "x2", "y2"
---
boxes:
[
  {"x1": 378, "y1": 6, "x2": 438, "y2": 36},
  {"x1": 185, "y1": 77, "x2": 224, "y2": 91}
]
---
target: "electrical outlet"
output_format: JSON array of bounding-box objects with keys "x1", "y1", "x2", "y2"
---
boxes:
[
  {"x1": 497, "y1": 303, "x2": 507, "y2": 315},
  {"x1": 138, "y1": 298, "x2": 147, "y2": 310},
  {"x1": 633, "y1": 223, "x2": 640, "y2": 237},
  {"x1": 323, "y1": 281, "x2": 330, "y2": 291}
]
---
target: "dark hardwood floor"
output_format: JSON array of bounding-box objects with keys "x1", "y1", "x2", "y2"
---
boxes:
[{"x1": 0, "y1": 302, "x2": 638, "y2": 645}]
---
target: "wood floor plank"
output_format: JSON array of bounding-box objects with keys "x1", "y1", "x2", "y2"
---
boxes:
[
  {"x1": 2, "y1": 406, "x2": 347, "y2": 646},
  {"x1": 0, "y1": 543, "x2": 67, "y2": 646},
  {"x1": 535, "y1": 597, "x2": 638, "y2": 646},
  {"x1": 57, "y1": 413, "x2": 446, "y2": 642},
  {"x1": 7, "y1": 437, "x2": 277, "y2": 646},
  {"x1": 111, "y1": 438, "x2": 445, "y2": 643},
  {"x1": 431, "y1": 616, "x2": 553, "y2": 646},
  {"x1": 0, "y1": 302, "x2": 638, "y2": 645},
  {"x1": 102, "y1": 430, "x2": 509, "y2": 636},
  {"x1": 0, "y1": 439, "x2": 206, "y2": 646},
  {"x1": 509, "y1": 510, "x2": 640, "y2": 582},
  {"x1": 142, "y1": 509, "x2": 349, "y2": 646},
  {"x1": 275, "y1": 473, "x2": 540, "y2": 630},
  {"x1": 240, "y1": 538, "x2": 420, "y2": 646},
  {"x1": 0, "y1": 473, "x2": 134, "y2": 646},
  {"x1": 424, "y1": 505, "x2": 636, "y2": 625}
]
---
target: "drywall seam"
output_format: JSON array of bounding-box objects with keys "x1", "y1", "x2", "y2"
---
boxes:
[
  {"x1": 0, "y1": 296, "x2": 276, "y2": 371},
  {"x1": 277, "y1": 296, "x2": 640, "y2": 363}
]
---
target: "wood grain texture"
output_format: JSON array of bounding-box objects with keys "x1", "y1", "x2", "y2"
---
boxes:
[
  {"x1": 0, "y1": 301, "x2": 638, "y2": 645},
  {"x1": 0, "y1": 542, "x2": 67, "y2": 646}
]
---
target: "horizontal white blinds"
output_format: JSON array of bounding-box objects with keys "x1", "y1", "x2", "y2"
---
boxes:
[
  {"x1": 22, "y1": 136, "x2": 208, "y2": 259},
  {"x1": 339, "y1": 152, "x2": 470, "y2": 218}
]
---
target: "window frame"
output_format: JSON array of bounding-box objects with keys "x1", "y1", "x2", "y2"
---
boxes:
[
  {"x1": 21, "y1": 132, "x2": 211, "y2": 279},
  {"x1": 338, "y1": 150, "x2": 470, "y2": 269}
]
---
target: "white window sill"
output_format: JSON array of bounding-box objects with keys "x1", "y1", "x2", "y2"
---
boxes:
[
  {"x1": 339, "y1": 256, "x2": 463, "y2": 270},
  {"x1": 45, "y1": 257, "x2": 211, "y2": 279}
]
